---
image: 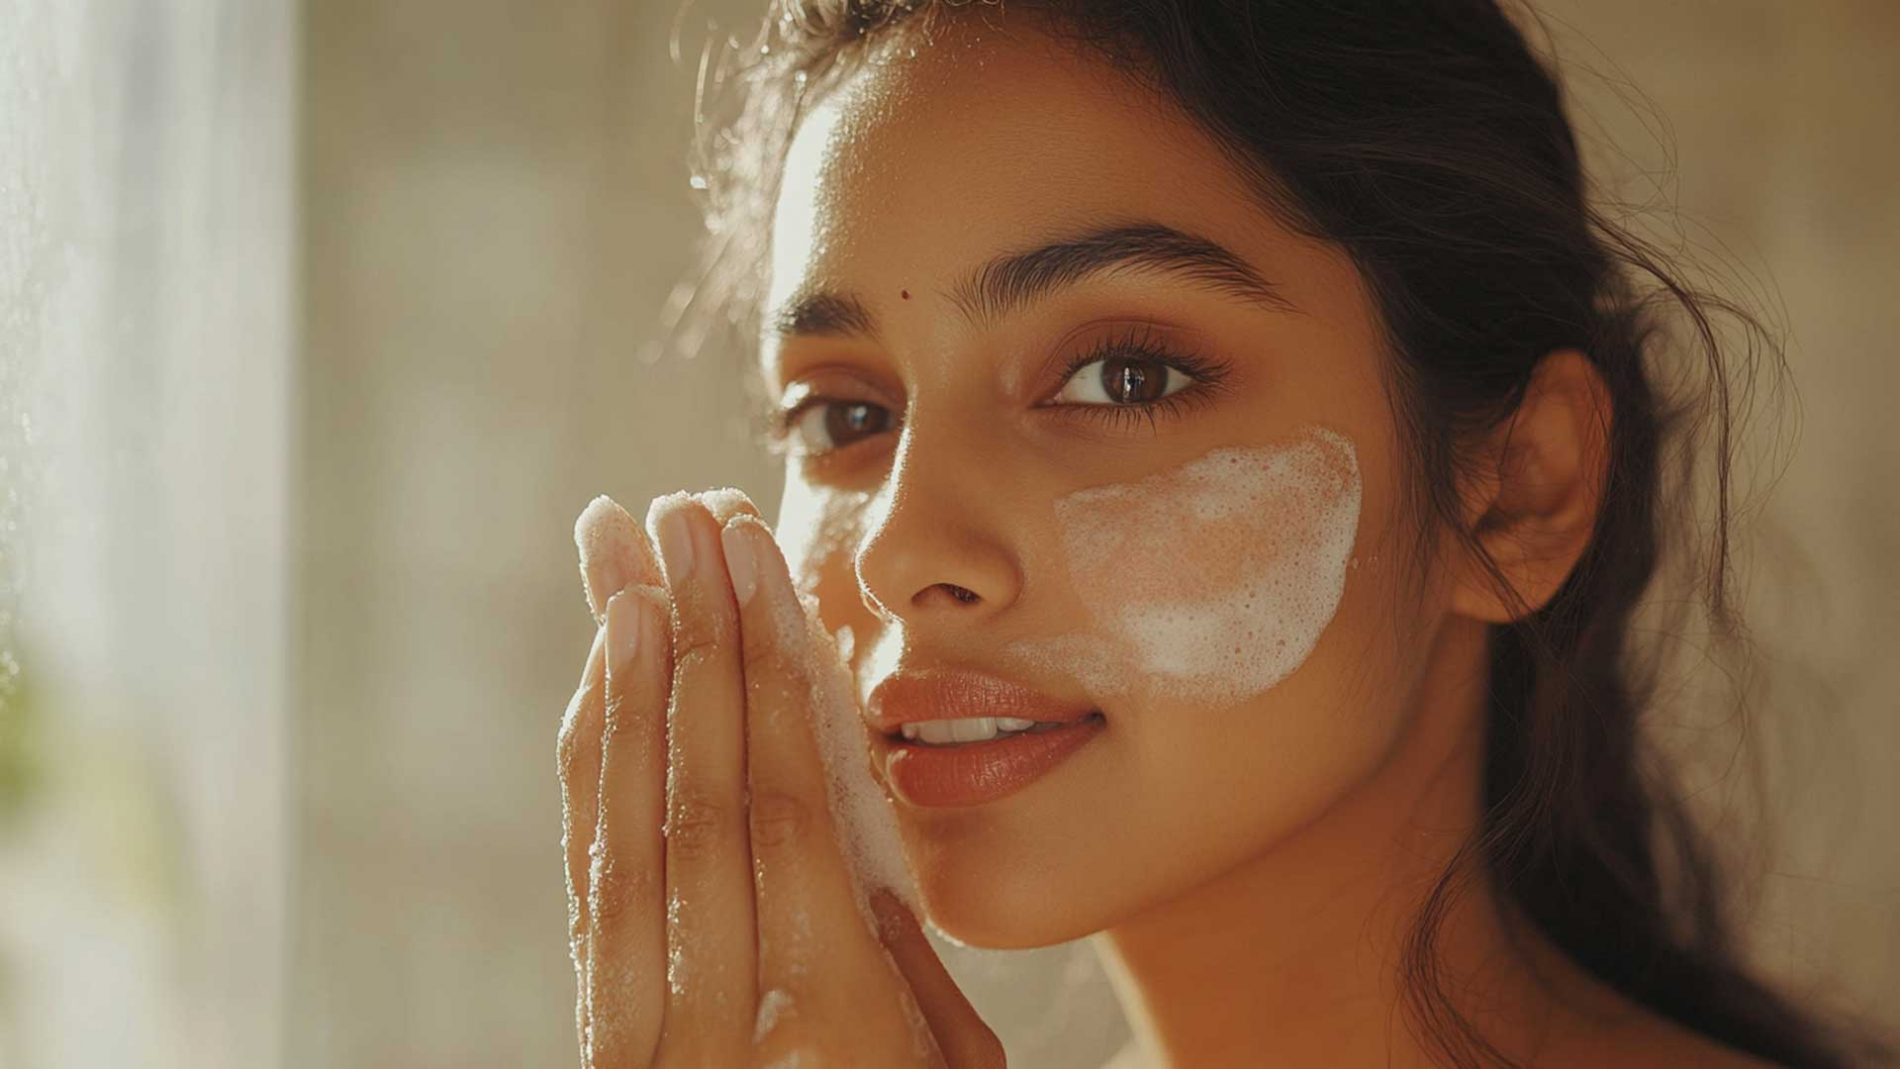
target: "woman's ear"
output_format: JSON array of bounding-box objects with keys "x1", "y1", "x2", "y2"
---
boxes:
[{"x1": 1448, "y1": 349, "x2": 1614, "y2": 624}]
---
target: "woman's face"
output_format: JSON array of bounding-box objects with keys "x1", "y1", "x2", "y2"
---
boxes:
[{"x1": 761, "y1": 20, "x2": 1450, "y2": 949}]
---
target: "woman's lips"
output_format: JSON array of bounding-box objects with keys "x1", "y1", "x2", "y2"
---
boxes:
[
  {"x1": 875, "y1": 713, "x2": 1107, "y2": 807},
  {"x1": 863, "y1": 666, "x2": 1097, "y2": 736},
  {"x1": 862, "y1": 666, "x2": 1105, "y2": 807}
]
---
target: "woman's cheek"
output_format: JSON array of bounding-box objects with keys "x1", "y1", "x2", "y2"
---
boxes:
[{"x1": 1007, "y1": 425, "x2": 1363, "y2": 711}]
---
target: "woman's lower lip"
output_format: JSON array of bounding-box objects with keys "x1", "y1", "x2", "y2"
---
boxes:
[{"x1": 880, "y1": 715, "x2": 1105, "y2": 808}]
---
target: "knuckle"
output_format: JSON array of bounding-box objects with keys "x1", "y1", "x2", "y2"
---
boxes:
[
  {"x1": 748, "y1": 789, "x2": 814, "y2": 850},
  {"x1": 556, "y1": 707, "x2": 599, "y2": 781},
  {"x1": 667, "y1": 791, "x2": 733, "y2": 862},
  {"x1": 592, "y1": 1010, "x2": 660, "y2": 1068},
  {"x1": 742, "y1": 641, "x2": 807, "y2": 688},
  {"x1": 668, "y1": 632, "x2": 723, "y2": 686},
  {"x1": 600, "y1": 689, "x2": 631, "y2": 735},
  {"x1": 653, "y1": 1033, "x2": 728, "y2": 1069},
  {"x1": 668, "y1": 602, "x2": 729, "y2": 671},
  {"x1": 748, "y1": 1017, "x2": 840, "y2": 1069},
  {"x1": 588, "y1": 859, "x2": 657, "y2": 927},
  {"x1": 755, "y1": 1039, "x2": 838, "y2": 1069},
  {"x1": 749, "y1": 989, "x2": 809, "y2": 1047}
]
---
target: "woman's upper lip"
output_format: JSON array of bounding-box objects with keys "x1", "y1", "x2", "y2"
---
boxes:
[{"x1": 864, "y1": 667, "x2": 1096, "y2": 736}]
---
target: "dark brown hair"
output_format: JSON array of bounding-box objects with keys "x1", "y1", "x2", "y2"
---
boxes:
[{"x1": 666, "y1": 1, "x2": 1885, "y2": 1065}]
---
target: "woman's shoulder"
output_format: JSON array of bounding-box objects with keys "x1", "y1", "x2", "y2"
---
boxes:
[
  {"x1": 1093, "y1": 1016, "x2": 1789, "y2": 1068},
  {"x1": 1098, "y1": 1038, "x2": 1155, "y2": 1069},
  {"x1": 1545, "y1": 1005, "x2": 1793, "y2": 1069}
]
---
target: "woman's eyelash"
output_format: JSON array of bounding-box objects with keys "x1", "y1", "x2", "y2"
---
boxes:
[
  {"x1": 1043, "y1": 323, "x2": 1236, "y2": 435},
  {"x1": 760, "y1": 405, "x2": 816, "y2": 457},
  {"x1": 760, "y1": 325, "x2": 1236, "y2": 456},
  {"x1": 762, "y1": 397, "x2": 865, "y2": 459}
]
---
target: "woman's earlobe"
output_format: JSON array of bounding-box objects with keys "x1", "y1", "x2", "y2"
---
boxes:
[{"x1": 1448, "y1": 349, "x2": 1613, "y2": 624}]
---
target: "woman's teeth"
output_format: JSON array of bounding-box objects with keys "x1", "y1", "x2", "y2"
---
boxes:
[{"x1": 900, "y1": 716, "x2": 1052, "y2": 745}]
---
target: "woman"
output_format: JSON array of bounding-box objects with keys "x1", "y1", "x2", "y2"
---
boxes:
[{"x1": 557, "y1": 1, "x2": 1881, "y2": 1065}]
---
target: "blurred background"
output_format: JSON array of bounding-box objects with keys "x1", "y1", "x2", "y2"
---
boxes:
[{"x1": 0, "y1": 1, "x2": 1894, "y2": 1066}]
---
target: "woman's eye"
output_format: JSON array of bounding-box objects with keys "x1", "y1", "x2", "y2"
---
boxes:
[
  {"x1": 1051, "y1": 355, "x2": 1195, "y2": 406},
  {"x1": 786, "y1": 399, "x2": 897, "y2": 454}
]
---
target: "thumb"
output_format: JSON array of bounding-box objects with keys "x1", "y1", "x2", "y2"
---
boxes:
[{"x1": 871, "y1": 889, "x2": 1008, "y2": 1069}]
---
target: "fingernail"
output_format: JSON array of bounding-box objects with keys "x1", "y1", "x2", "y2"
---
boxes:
[
  {"x1": 720, "y1": 521, "x2": 758, "y2": 606},
  {"x1": 605, "y1": 589, "x2": 640, "y2": 674},
  {"x1": 656, "y1": 505, "x2": 697, "y2": 584}
]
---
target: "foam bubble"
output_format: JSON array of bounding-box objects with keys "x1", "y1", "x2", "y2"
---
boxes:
[
  {"x1": 695, "y1": 485, "x2": 757, "y2": 525},
  {"x1": 754, "y1": 986, "x2": 793, "y2": 1044},
  {"x1": 747, "y1": 567, "x2": 920, "y2": 935},
  {"x1": 573, "y1": 494, "x2": 653, "y2": 620},
  {"x1": 1007, "y1": 425, "x2": 1362, "y2": 708}
]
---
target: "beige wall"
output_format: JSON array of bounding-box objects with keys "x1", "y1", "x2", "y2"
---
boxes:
[
  {"x1": 296, "y1": 3, "x2": 1899, "y2": 1066},
  {"x1": 297, "y1": 2, "x2": 787, "y2": 1063}
]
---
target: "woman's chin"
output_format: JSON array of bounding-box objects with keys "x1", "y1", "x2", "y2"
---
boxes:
[
  {"x1": 908, "y1": 870, "x2": 1105, "y2": 950},
  {"x1": 919, "y1": 902, "x2": 1062, "y2": 951}
]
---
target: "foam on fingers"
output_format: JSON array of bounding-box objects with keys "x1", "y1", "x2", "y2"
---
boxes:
[
  {"x1": 729, "y1": 510, "x2": 919, "y2": 926},
  {"x1": 574, "y1": 494, "x2": 658, "y2": 621},
  {"x1": 774, "y1": 580, "x2": 922, "y2": 931},
  {"x1": 696, "y1": 485, "x2": 766, "y2": 528}
]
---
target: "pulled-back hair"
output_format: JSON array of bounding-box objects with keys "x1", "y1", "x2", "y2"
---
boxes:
[{"x1": 666, "y1": 2, "x2": 1885, "y2": 1064}]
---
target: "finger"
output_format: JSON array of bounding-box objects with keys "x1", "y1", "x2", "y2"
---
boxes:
[
  {"x1": 692, "y1": 486, "x2": 765, "y2": 529},
  {"x1": 719, "y1": 515, "x2": 865, "y2": 969},
  {"x1": 587, "y1": 584, "x2": 674, "y2": 1067},
  {"x1": 720, "y1": 514, "x2": 945, "y2": 1062},
  {"x1": 557, "y1": 623, "x2": 609, "y2": 1060},
  {"x1": 576, "y1": 495, "x2": 663, "y2": 623},
  {"x1": 872, "y1": 890, "x2": 1008, "y2": 1069},
  {"x1": 645, "y1": 492, "x2": 757, "y2": 1062}
]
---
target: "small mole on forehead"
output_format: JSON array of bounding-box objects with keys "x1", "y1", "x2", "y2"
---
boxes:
[{"x1": 900, "y1": 289, "x2": 910, "y2": 299}]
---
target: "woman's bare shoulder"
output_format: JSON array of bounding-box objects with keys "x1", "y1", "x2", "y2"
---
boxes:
[
  {"x1": 1093, "y1": 1016, "x2": 1787, "y2": 1068},
  {"x1": 1099, "y1": 1038, "x2": 1155, "y2": 1069},
  {"x1": 1545, "y1": 1006, "x2": 1790, "y2": 1069}
]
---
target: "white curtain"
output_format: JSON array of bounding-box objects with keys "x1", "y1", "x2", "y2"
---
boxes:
[{"x1": 0, "y1": 1, "x2": 294, "y2": 1067}]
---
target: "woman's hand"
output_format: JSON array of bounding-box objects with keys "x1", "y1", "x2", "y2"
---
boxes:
[{"x1": 559, "y1": 491, "x2": 1006, "y2": 1068}]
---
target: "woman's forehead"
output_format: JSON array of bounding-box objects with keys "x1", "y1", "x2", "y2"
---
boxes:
[{"x1": 763, "y1": 20, "x2": 1280, "y2": 335}]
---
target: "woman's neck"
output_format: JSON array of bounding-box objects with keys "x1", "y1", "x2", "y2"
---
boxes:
[{"x1": 1091, "y1": 614, "x2": 1587, "y2": 1067}]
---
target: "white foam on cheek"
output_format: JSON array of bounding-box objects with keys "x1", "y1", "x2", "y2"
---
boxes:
[{"x1": 1016, "y1": 426, "x2": 1363, "y2": 707}]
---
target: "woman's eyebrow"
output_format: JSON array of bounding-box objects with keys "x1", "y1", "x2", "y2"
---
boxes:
[{"x1": 768, "y1": 220, "x2": 1296, "y2": 341}]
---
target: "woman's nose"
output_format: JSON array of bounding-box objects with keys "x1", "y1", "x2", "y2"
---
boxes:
[{"x1": 851, "y1": 427, "x2": 1022, "y2": 632}]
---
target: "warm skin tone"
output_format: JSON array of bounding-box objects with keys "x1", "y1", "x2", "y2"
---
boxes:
[{"x1": 560, "y1": 12, "x2": 1777, "y2": 1069}]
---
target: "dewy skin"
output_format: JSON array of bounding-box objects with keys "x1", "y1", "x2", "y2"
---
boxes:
[{"x1": 1009, "y1": 426, "x2": 1362, "y2": 708}]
